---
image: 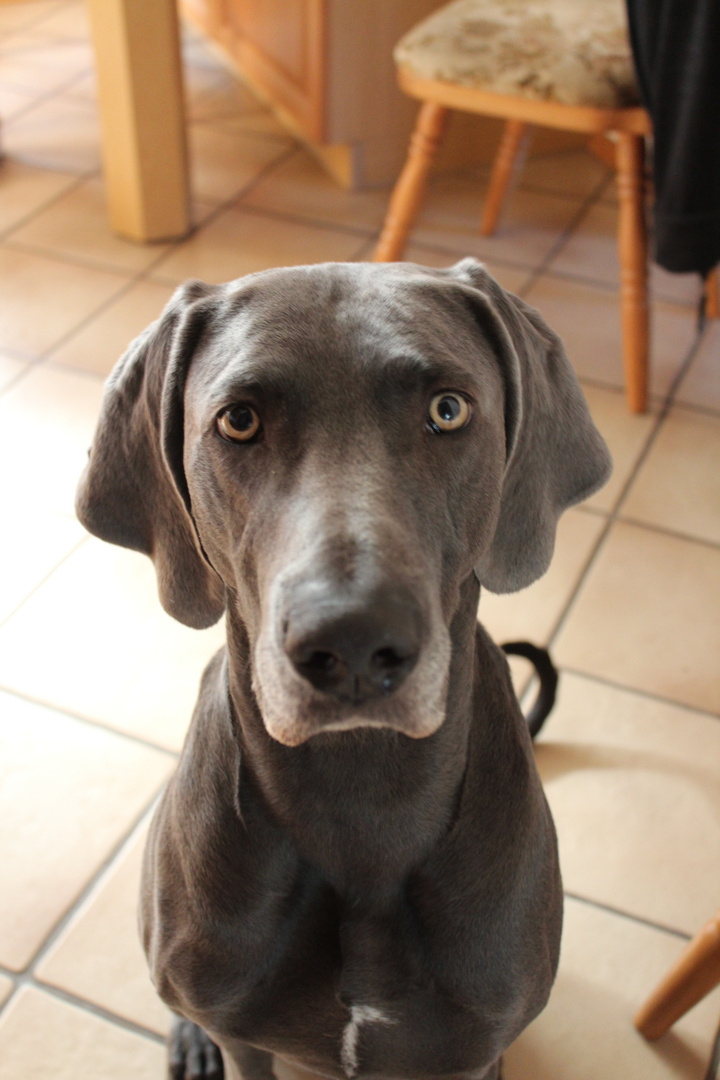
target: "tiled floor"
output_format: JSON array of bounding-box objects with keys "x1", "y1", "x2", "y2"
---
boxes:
[{"x1": 0, "y1": 2, "x2": 718, "y2": 1078}]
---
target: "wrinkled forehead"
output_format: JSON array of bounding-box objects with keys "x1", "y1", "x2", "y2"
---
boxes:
[{"x1": 192, "y1": 262, "x2": 503, "y2": 406}]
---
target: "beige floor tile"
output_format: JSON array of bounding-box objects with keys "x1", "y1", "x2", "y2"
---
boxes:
[
  {"x1": 214, "y1": 108, "x2": 292, "y2": 142},
  {"x1": 48, "y1": 278, "x2": 176, "y2": 376},
  {"x1": 58, "y1": 65, "x2": 94, "y2": 104},
  {"x1": 0, "y1": 507, "x2": 84, "y2": 624},
  {"x1": 2, "y1": 94, "x2": 101, "y2": 172},
  {"x1": 153, "y1": 207, "x2": 365, "y2": 285},
  {"x1": 411, "y1": 174, "x2": 583, "y2": 269},
  {"x1": 0, "y1": 160, "x2": 78, "y2": 236},
  {"x1": 403, "y1": 242, "x2": 531, "y2": 295},
  {"x1": 187, "y1": 121, "x2": 292, "y2": 201},
  {"x1": 524, "y1": 276, "x2": 698, "y2": 399},
  {"x1": 504, "y1": 897, "x2": 720, "y2": 1080},
  {"x1": 479, "y1": 509, "x2": 605, "y2": 646},
  {"x1": 536, "y1": 672, "x2": 720, "y2": 934},
  {"x1": 0, "y1": 987, "x2": 166, "y2": 1080},
  {"x1": 0, "y1": 83, "x2": 37, "y2": 120},
  {"x1": 0, "y1": 246, "x2": 128, "y2": 356},
  {"x1": 676, "y1": 320, "x2": 720, "y2": 414},
  {"x1": 0, "y1": 364, "x2": 105, "y2": 517},
  {"x1": 580, "y1": 383, "x2": 656, "y2": 512},
  {"x1": 553, "y1": 521, "x2": 720, "y2": 713},
  {"x1": 0, "y1": 37, "x2": 92, "y2": 97},
  {"x1": 7, "y1": 177, "x2": 172, "y2": 272},
  {"x1": 519, "y1": 147, "x2": 610, "y2": 199},
  {"x1": 651, "y1": 265, "x2": 706, "y2": 309},
  {"x1": 241, "y1": 149, "x2": 389, "y2": 233},
  {"x1": 0, "y1": 692, "x2": 173, "y2": 971},
  {"x1": 0, "y1": 538, "x2": 226, "y2": 750},
  {"x1": 185, "y1": 61, "x2": 265, "y2": 122},
  {"x1": 0, "y1": 352, "x2": 27, "y2": 392},
  {"x1": 37, "y1": 823, "x2": 172, "y2": 1036},
  {"x1": 620, "y1": 407, "x2": 720, "y2": 545},
  {"x1": 0, "y1": 976, "x2": 13, "y2": 1009},
  {"x1": 0, "y1": 2, "x2": 66, "y2": 36},
  {"x1": 24, "y1": 1, "x2": 90, "y2": 40}
]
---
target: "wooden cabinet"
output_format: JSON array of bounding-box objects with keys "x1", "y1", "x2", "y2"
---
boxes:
[{"x1": 180, "y1": 0, "x2": 444, "y2": 187}]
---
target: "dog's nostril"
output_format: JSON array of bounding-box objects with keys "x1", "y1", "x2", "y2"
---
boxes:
[
  {"x1": 371, "y1": 646, "x2": 408, "y2": 672},
  {"x1": 303, "y1": 650, "x2": 341, "y2": 675}
]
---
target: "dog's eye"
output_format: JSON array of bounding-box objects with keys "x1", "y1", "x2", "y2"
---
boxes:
[
  {"x1": 428, "y1": 392, "x2": 471, "y2": 433},
  {"x1": 217, "y1": 404, "x2": 261, "y2": 442}
]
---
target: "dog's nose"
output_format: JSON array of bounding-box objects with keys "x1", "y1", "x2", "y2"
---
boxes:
[{"x1": 283, "y1": 591, "x2": 422, "y2": 703}]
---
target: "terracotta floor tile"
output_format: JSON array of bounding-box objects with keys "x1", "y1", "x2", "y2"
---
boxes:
[
  {"x1": 187, "y1": 121, "x2": 292, "y2": 201},
  {"x1": 549, "y1": 201, "x2": 618, "y2": 286},
  {"x1": 676, "y1": 320, "x2": 720, "y2": 414},
  {"x1": 0, "y1": 353, "x2": 27, "y2": 393},
  {"x1": 0, "y1": 246, "x2": 129, "y2": 357},
  {"x1": 620, "y1": 407, "x2": 720, "y2": 545},
  {"x1": 504, "y1": 897, "x2": 720, "y2": 1080},
  {"x1": 411, "y1": 174, "x2": 583, "y2": 269},
  {"x1": 241, "y1": 148, "x2": 389, "y2": 233},
  {"x1": 7, "y1": 178, "x2": 172, "y2": 273},
  {"x1": 403, "y1": 243, "x2": 531, "y2": 294},
  {"x1": 0, "y1": 160, "x2": 78, "y2": 236},
  {"x1": 479, "y1": 509, "x2": 605, "y2": 646},
  {"x1": 580, "y1": 383, "x2": 656, "y2": 512},
  {"x1": 49, "y1": 278, "x2": 176, "y2": 376},
  {"x1": 553, "y1": 522, "x2": 720, "y2": 714},
  {"x1": 519, "y1": 148, "x2": 610, "y2": 199},
  {"x1": 0, "y1": 987, "x2": 166, "y2": 1079},
  {"x1": 2, "y1": 93, "x2": 100, "y2": 172},
  {"x1": 536, "y1": 672, "x2": 720, "y2": 934},
  {"x1": 524, "y1": 275, "x2": 698, "y2": 399},
  {"x1": 214, "y1": 109, "x2": 293, "y2": 142},
  {"x1": 0, "y1": 538, "x2": 226, "y2": 751},
  {"x1": 185, "y1": 62, "x2": 265, "y2": 122},
  {"x1": 0, "y1": 692, "x2": 173, "y2": 971},
  {"x1": 36, "y1": 823, "x2": 172, "y2": 1036},
  {"x1": 0, "y1": 976, "x2": 13, "y2": 1009},
  {"x1": 0, "y1": 507, "x2": 84, "y2": 625},
  {"x1": 0, "y1": 364, "x2": 105, "y2": 518},
  {"x1": 153, "y1": 207, "x2": 365, "y2": 285}
]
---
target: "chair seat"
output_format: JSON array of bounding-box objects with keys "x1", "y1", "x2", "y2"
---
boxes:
[{"x1": 395, "y1": 0, "x2": 641, "y2": 110}]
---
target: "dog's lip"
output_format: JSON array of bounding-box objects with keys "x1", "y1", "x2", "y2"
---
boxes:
[{"x1": 264, "y1": 709, "x2": 445, "y2": 747}]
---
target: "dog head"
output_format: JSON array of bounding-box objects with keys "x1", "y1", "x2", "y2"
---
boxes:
[{"x1": 76, "y1": 259, "x2": 610, "y2": 746}]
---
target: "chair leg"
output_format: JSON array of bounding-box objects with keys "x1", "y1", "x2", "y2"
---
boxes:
[
  {"x1": 481, "y1": 120, "x2": 530, "y2": 236},
  {"x1": 705, "y1": 267, "x2": 719, "y2": 319},
  {"x1": 374, "y1": 101, "x2": 448, "y2": 263},
  {"x1": 634, "y1": 910, "x2": 720, "y2": 1040},
  {"x1": 616, "y1": 132, "x2": 649, "y2": 413}
]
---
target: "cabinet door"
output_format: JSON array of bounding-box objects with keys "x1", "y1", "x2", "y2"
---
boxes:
[{"x1": 223, "y1": 0, "x2": 325, "y2": 140}]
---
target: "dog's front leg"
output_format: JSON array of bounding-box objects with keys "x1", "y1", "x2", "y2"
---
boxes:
[{"x1": 169, "y1": 1017, "x2": 278, "y2": 1080}]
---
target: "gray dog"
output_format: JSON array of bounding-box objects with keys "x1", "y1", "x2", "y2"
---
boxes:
[{"x1": 76, "y1": 257, "x2": 611, "y2": 1080}]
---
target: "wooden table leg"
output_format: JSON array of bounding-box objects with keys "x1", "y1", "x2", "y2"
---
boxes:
[
  {"x1": 374, "y1": 101, "x2": 448, "y2": 263},
  {"x1": 481, "y1": 119, "x2": 529, "y2": 237},
  {"x1": 616, "y1": 132, "x2": 649, "y2": 413},
  {"x1": 87, "y1": 0, "x2": 191, "y2": 242}
]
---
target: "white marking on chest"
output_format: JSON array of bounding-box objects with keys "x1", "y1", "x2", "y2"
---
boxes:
[{"x1": 341, "y1": 1004, "x2": 396, "y2": 1078}]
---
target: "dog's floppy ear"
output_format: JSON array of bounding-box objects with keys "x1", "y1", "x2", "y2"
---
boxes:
[
  {"x1": 75, "y1": 280, "x2": 226, "y2": 629},
  {"x1": 448, "y1": 257, "x2": 611, "y2": 594}
]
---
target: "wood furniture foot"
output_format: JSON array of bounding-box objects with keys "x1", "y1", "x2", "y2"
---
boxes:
[
  {"x1": 635, "y1": 910, "x2": 720, "y2": 1040},
  {"x1": 481, "y1": 120, "x2": 530, "y2": 236},
  {"x1": 374, "y1": 102, "x2": 448, "y2": 262},
  {"x1": 616, "y1": 132, "x2": 649, "y2": 413},
  {"x1": 87, "y1": 0, "x2": 191, "y2": 242},
  {"x1": 705, "y1": 267, "x2": 719, "y2": 319}
]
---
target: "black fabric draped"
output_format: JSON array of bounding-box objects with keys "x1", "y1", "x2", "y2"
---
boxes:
[{"x1": 626, "y1": 0, "x2": 720, "y2": 275}]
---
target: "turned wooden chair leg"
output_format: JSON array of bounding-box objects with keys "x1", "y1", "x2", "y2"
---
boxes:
[
  {"x1": 616, "y1": 132, "x2": 649, "y2": 413},
  {"x1": 705, "y1": 267, "x2": 719, "y2": 319},
  {"x1": 635, "y1": 910, "x2": 720, "y2": 1040},
  {"x1": 374, "y1": 101, "x2": 448, "y2": 262},
  {"x1": 481, "y1": 120, "x2": 530, "y2": 236}
]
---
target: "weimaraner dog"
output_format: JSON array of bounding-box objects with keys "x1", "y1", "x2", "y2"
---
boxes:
[{"x1": 76, "y1": 257, "x2": 611, "y2": 1080}]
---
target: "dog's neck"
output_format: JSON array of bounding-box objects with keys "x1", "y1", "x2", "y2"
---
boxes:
[{"x1": 223, "y1": 574, "x2": 482, "y2": 896}]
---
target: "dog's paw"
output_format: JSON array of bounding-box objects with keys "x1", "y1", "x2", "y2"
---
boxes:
[{"x1": 169, "y1": 1017, "x2": 224, "y2": 1080}]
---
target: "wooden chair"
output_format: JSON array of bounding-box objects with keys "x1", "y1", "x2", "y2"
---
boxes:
[
  {"x1": 634, "y1": 909, "x2": 720, "y2": 1040},
  {"x1": 374, "y1": 0, "x2": 719, "y2": 414}
]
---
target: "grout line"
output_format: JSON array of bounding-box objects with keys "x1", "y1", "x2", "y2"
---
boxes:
[
  {"x1": 613, "y1": 514, "x2": 720, "y2": 553},
  {"x1": 555, "y1": 665, "x2": 720, "y2": 721},
  {"x1": 0, "y1": 168, "x2": 92, "y2": 246},
  {"x1": 0, "y1": 975, "x2": 166, "y2": 1046},
  {"x1": 225, "y1": 196, "x2": 381, "y2": 242},
  {"x1": 0, "y1": 62, "x2": 97, "y2": 129},
  {"x1": 0, "y1": 533, "x2": 89, "y2": 631},
  {"x1": 563, "y1": 891, "x2": 692, "y2": 942},
  {"x1": 0, "y1": 683, "x2": 182, "y2": 755}
]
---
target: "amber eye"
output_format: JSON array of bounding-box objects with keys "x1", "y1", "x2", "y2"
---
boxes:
[
  {"x1": 428, "y1": 392, "x2": 471, "y2": 433},
  {"x1": 217, "y1": 404, "x2": 261, "y2": 442}
]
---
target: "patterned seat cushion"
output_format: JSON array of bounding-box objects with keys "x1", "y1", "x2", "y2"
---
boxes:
[{"x1": 395, "y1": 0, "x2": 640, "y2": 109}]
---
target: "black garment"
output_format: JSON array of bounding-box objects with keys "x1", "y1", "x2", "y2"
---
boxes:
[{"x1": 626, "y1": 0, "x2": 720, "y2": 274}]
